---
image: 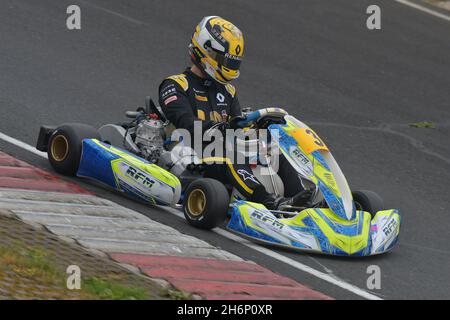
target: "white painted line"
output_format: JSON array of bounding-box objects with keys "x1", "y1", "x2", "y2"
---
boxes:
[
  {"x1": 0, "y1": 197, "x2": 111, "y2": 208},
  {"x1": 394, "y1": 0, "x2": 450, "y2": 22},
  {"x1": 14, "y1": 211, "x2": 176, "y2": 230},
  {"x1": 0, "y1": 131, "x2": 380, "y2": 299},
  {"x1": 0, "y1": 132, "x2": 47, "y2": 158}
]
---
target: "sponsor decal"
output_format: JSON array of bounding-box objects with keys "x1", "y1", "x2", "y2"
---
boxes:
[
  {"x1": 216, "y1": 92, "x2": 225, "y2": 103},
  {"x1": 382, "y1": 218, "x2": 398, "y2": 237},
  {"x1": 289, "y1": 146, "x2": 313, "y2": 177},
  {"x1": 291, "y1": 147, "x2": 310, "y2": 166},
  {"x1": 371, "y1": 214, "x2": 399, "y2": 253},
  {"x1": 125, "y1": 166, "x2": 155, "y2": 189},
  {"x1": 163, "y1": 95, "x2": 178, "y2": 105},
  {"x1": 117, "y1": 162, "x2": 155, "y2": 189},
  {"x1": 112, "y1": 160, "x2": 175, "y2": 206},
  {"x1": 237, "y1": 169, "x2": 260, "y2": 184},
  {"x1": 221, "y1": 110, "x2": 228, "y2": 122},
  {"x1": 323, "y1": 172, "x2": 337, "y2": 192},
  {"x1": 250, "y1": 209, "x2": 284, "y2": 230},
  {"x1": 161, "y1": 85, "x2": 176, "y2": 98},
  {"x1": 249, "y1": 208, "x2": 319, "y2": 249},
  {"x1": 225, "y1": 52, "x2": 241, "y2": 61},
  {"x1": 250, "y1": 209, "x2": 320, "y2": 250},
  {"x1": 193, "y1": 88, "x2": 206, "y2": 94}
]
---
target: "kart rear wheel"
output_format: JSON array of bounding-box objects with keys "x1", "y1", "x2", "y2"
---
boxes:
[
  {"x1": 352, "y1": 190, "x2": 384, "y2": 218},
  {"x1": 47, "y1": 123, "x2": 100, "y2": 176},
  {"x1": 183, "y1": 178, "x2": 229, "y2": 230}
]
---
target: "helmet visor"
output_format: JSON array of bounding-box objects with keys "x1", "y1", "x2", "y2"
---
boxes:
[{"x1": 212, "y1": 50, "x2": 242, "y2": 71}]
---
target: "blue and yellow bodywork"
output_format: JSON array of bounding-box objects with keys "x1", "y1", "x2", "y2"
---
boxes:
[
  {"x1": 227, "y1": 201, "x2": 401, "y2": 256},
  {"x1": 77, "y1": 139, "x2": 181, "y2": 206},
  {"x1": 226, "y1": 114, "x2": 401, "y2": 256}
]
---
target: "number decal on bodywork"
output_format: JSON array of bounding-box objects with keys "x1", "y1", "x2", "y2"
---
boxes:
[{"x1": 290, "y1": 128, "x2": 329, "y2": 154}]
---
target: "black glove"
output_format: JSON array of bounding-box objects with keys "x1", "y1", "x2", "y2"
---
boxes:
[
  {"x1": 215, "y1": 121, "x2": 231, "y2": 134},
  {"x1": 229, "y1": 115, "x2": 247, "y2": 129}
]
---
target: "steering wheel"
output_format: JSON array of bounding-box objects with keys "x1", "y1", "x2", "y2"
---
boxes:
[
  {"x1": 236, "y1": 108, "x2": 288, "y2": 129},
  {"x1": 203, "y1": 108, "x2": 288, "y2": 154},
  {"x1": 231, "y1": 107, "x2": 288, "y2": 153}
]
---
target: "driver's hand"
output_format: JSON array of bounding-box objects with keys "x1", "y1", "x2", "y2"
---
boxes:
[
  {"x1": 213, "y1": 121, "x2": 230, "y2": 135},
  {"x1": 229, "y1": 115, "x2": 247, "y2": 129}
]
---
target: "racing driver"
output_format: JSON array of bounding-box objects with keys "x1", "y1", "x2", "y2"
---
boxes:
[{"x1": 158, "y1": 16, "x2": 311, "y2": 210}]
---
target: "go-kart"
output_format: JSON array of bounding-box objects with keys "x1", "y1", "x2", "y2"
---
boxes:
[{"x1": 36, "y1": 97, "x2": 401, "y2": 256}]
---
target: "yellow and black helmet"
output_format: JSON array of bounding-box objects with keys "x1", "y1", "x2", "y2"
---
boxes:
[{"x1": 189, "y1": 16, "x2": 244, "y2": 84}]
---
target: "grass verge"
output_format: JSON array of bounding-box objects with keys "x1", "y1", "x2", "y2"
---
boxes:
[{"x1": 0, "y1": 241, "x2": 152, "y2": 299}]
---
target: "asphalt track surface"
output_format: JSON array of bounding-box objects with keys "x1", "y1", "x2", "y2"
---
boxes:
[{"x1": 1, "y1": 0, "x2": 450, "y2": 299}]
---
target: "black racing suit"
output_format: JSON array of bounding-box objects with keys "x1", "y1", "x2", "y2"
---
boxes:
[{"x1": 158, "y1": 67, "x2": 272, "y2": 202}]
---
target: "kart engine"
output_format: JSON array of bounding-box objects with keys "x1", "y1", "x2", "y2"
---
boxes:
[{"x1": 135, "y1": 119, "x2": 165, "y2": 163}]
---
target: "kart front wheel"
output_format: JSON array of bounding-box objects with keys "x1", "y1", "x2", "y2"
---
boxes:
[
  {"x1": 352, "y1": 190, "x2": 384, "y2": 218},
  {"x1": 47, "y1": 123, "x2": 100, "y2": 176},
  {"x1": 183, "y1": 178, "x2": 229, "y2": 230}
]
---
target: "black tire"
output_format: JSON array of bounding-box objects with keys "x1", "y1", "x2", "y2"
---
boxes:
[
  {"x1": 352, "y1": 190, "x2": 384, "y2": 217},
  {"x1": 183, "y1": 178, "x2": 230, "y2": 230},
  {"x1": 47, "y1": 123, "x2": 100, "y2": 176}
]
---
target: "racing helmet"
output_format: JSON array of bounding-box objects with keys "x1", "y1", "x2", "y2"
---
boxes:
[{"x1": 189, "y1": 16, "x2": 244, "y2": 84}]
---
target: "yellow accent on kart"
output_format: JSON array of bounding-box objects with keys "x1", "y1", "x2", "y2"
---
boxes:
[
  {"x1": 91, "y1": 139, "x2": 180, "y2": 189},
  {"x1": 281, "y1": 121, "x2": 342, "y2": 198},
  {"x1": 282, "y1": 208, "x2": 371, "y2": 254},
  {"x1": 187, "y1": 189, "x2": 207, "y2": 216},
  {"x1": 290, "y1": 128, "x2": 329, "y2": 154},
  {"x1": 235, "y1": 201, "x2": 267, "y2": 228},
  {"x1": 313, "y1": 159, "x2": 341, "y2": 198}
]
